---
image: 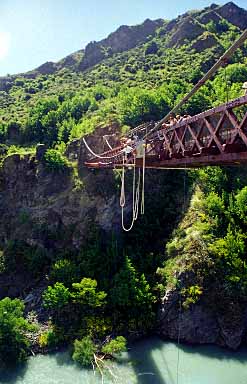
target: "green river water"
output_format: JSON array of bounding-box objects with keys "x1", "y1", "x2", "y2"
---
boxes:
[{"x1": 1, "y1": 337, "x2": 247, "y2": 384}]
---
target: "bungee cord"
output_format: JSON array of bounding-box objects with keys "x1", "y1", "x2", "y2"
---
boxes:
[
  {"x1": 83, "y1": 137, "x2": 124, "y2": 160},
  {"x1": 120, "y1": 145, "x2": 145, "y2": 231},
  {"x1": 103, "y1": 135, "x2": 113, "y2": 150}
]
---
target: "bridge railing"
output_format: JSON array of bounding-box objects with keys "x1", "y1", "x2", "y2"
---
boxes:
[{"x1": 150, "y1": 95, "x2": 247, "y2": 160}]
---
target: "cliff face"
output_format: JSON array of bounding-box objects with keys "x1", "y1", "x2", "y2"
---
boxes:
[
  {"x1": 158, "y1": 288, "x2": 247, "y2": 350},
  {"x1": 0, "y1": 130, "x2": 121, "y2": 253},
  {"x1": 217, "y1": 2, "x2": 247, "y2": 30},
  {"x1": 78, "y1": 18, "x2": 164, "y2": 71},
  {"x1": 0, "y1": 127, "x2": 123, "y2": 298}
]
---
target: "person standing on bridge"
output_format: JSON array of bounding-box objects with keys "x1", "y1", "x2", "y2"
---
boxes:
[
  {"x1": 161, "y1": 114, "x2": 178, "y2": 129},
  {"x1": 242, "y1": 82, "x2": 247, "y2": 95}
]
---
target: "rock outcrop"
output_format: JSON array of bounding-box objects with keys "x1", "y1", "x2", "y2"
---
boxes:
[
  {"x1": 78, "y1": 18, "x2": 163, "y2": 71},
  {"x1": 166, "y1": 19, "x2": 205, "y2": 48},
  {"x1": 158, "y1": 288, "x2": 247, "y2": 350},
  {"x1": 198, "y1": 10, "x2": 222, "y2": 25},
  {"x1": 35, "y1": 61, "x2": 57, "y2": 75},
  {"x1": 217, "y1": 2, "x2": 247, "y2": 30},
  {"x1": 191, "y1": 32, "x2": 218, "y2": 52},
  {"x1": 0, "y1": 131, "x2": 121, "y2": 253}
]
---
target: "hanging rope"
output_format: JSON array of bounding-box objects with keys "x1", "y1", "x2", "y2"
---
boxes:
[
  {"x1": 224, "y1": 65, "x2": 229, "y2": 103},
  {"x1": 83, "y1": 137, "x2": 123, "y2": 160},
  {"x1": 120, "y1": 154, "x2": 126, "y2": 208},
  {"x1": 120, "y1": 154, "x2": 142, "y2": 232},
  {"x1": 120, "y1": 141, "x2": 146, "y2": 232},
  {"x1": 141, "y1": 140, "x2": 146, "y2": 215},
  {"x1": 103, "y1": 135, "x2": 113, "y2": 150},
  {"x1": 176, "y1": 285, "x2": 182, "y2": 384}
]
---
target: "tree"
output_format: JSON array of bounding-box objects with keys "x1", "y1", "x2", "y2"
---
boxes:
[
  {"x1": 43, "y1": 282, "x2": 70, "y2": 310},
  {"x1": 71, "y1": 278, "x2": 107, "y2": 308},
  {"x1": 43, "y1": 149, "x2": 70, "y2": 172},
  {"x1": 118, "y1": 87, "x2": 169, "y2": 126},
  {"x1": 72, "y1": 336, "x2": 96, "y2": 367},
  {"x1": 50, "y1": 258, "x2": 78, "y2": 286},
  {"x1": 235, "y1": 186, "x2": 247, "y2": 225},
  {"x1": 110, "y1": 257, "x2": 154, "y2": 326},
  {"x1": 102, "y1": 336, "x2": 126, "y2": 355},
  {"x1": 0, "y1": 298, "x2": 30, "y2": 365}
]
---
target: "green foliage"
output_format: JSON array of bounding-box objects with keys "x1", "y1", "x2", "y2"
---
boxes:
[
  {"x1": 0, "y1": 298, "x2": 30, "y2": 365},
  {"x1": 43, "y1": 149, "x2": 70, "y2": 172},
  {"x1": 50, "y1": 258, "x2": 78, "y2": 286},
  {"x1": 196, "y1": 167, "x2": 228, "y2": 194},
  {"x1": 102, "y1": 336, "x2": 126, "y2": 355},
  {"x1": 182, "y1": 285, "x2": 203, "y2": 310},
  {"x1": 145, "y1": 41, "x2": 158, "y2": 55},
  {"x1": 71, "y1": 278, "x2": 107, "y2": 307},
  {"x1": 72, "y1": 337, "x2": 96, "y2": 367},
  {"x1": 206, "y1": 19, "x2": 229, "y2": 34},
  {"x1": 110, "y1": 257, "x2": 154, "y2": 326},
  {"x1": 83, "y1": 316, "x2": 112, "y2": 339},
  {"x1": 160, "y1": 167, "x2": 247, "y2": 307},
  {"x1": 1, "y1": 6, "x2": 247, "y2": 346},
  {"x1": 38, "y1": 328, "x2": 64, "y2": 348},
  {"x1": 235, "y1": 186, "x2": 247, "y2": 224},
  {"x1": 43, "y1": 283, "x2": 70, "y2": 310},
  {"x1": 117, "y1": 87, "x2": 170, "y2": 126}
]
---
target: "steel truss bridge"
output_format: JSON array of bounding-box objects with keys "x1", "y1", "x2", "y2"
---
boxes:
[{"x1": 85, "y1": 95, "x2": 247, "y2": 170}]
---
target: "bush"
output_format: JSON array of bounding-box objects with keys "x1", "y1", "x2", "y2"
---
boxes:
[
  {"x1": 72, "y1": 336, "x2": 96, "y2": 366},
  {"x1": 102, "y1": 336, "x2": 126, "y2": 355},
  {"x1": 43, "y1": 282, "x2": 70, "y2": 310},
  {"x1": 43, "y1": 149, "x2": 70, "y2": 172},
  {"x1": 50, "y1": 258, "x2": 78, "y2": 286},
  {"x1": 39, "y1": 328, "x2": 64, "y2": 348},
  {"x1": 71, "y1": 278, "x2": 107, "y2": 307},
  {"x1": 0, "y1": 298, "x2": 30, "y2": 365}
]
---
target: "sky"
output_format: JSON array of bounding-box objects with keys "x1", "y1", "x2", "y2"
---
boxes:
[{"x1": 0, "y1": 0, "x2": 246, "y2": 76}]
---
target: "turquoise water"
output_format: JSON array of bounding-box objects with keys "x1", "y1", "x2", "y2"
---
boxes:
[{"x1": 1, "y1": 337, "x2": 247, "y2": 384}]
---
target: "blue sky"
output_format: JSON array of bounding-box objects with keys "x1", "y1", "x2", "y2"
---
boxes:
[{"x1": 0, "y1": 0, "x2": 246, "y2": 76}]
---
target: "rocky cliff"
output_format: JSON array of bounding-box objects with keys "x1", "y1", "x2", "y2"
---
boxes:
[
  {"x1": 0, "y1": 126, "x2": 122, "y2": 248},
  {"x1": 78, "y1": 18, "x2": 164, "y2": 71},
  {"x1": 158, "y1": 288, "x2": 247, "y2": 350},
  {"x1": 0, "y1": 126, "x2": 122, "y2": 298}
]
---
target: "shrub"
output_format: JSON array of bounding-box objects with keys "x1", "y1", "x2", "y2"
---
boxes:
[
  {"x1": 71, "y1": 278, "x2": 107, "y2": 308},
  {"x1": 235, "y1": 186, "x2": 247, "y2": 225},
  {"x1": 102, "y1": 336, "x2": 126, "y2": 355},
  {"x1": 145, "y1": 41, "x2": 158, "y2": 55},
  {"x1": 43, "y1": 149, "x2": 70, "y2": 172},
  {"x1": 72, "y1": 337, "x2": 96, "y2": 366},
  {"x1": 50, "y1": 258, "x2": 78, "y2": 286},
  {"x1": 182, "y1": 285, "x2": 203, "y2": 310},
  {"x1": 39, "y1": 328, "x2": 64, "y2": 348},
  {"x1": 43, "y1": 282, "x2": 70, "y2": 310},
  {"x1": 0, "y1": 298, "x2": 30, "y2": 365}
]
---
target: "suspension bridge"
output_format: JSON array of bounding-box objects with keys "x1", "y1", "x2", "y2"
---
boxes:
[{"x1": 84, "y1": 94, "x2": 247, "y2": 170}]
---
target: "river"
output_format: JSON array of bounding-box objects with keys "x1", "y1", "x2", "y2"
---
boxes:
[{"x1": 1, "y1": 337, "x2": 247, "y2": 384}]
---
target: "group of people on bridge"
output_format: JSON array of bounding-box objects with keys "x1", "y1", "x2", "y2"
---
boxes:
[{"x1": 161, "y1": 113, "x2": 191, "y2": 130}]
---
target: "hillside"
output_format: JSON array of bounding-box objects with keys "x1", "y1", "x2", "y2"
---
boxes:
[{"x1": 1, "y1": 1, "x2": 247, "y2": 368}]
